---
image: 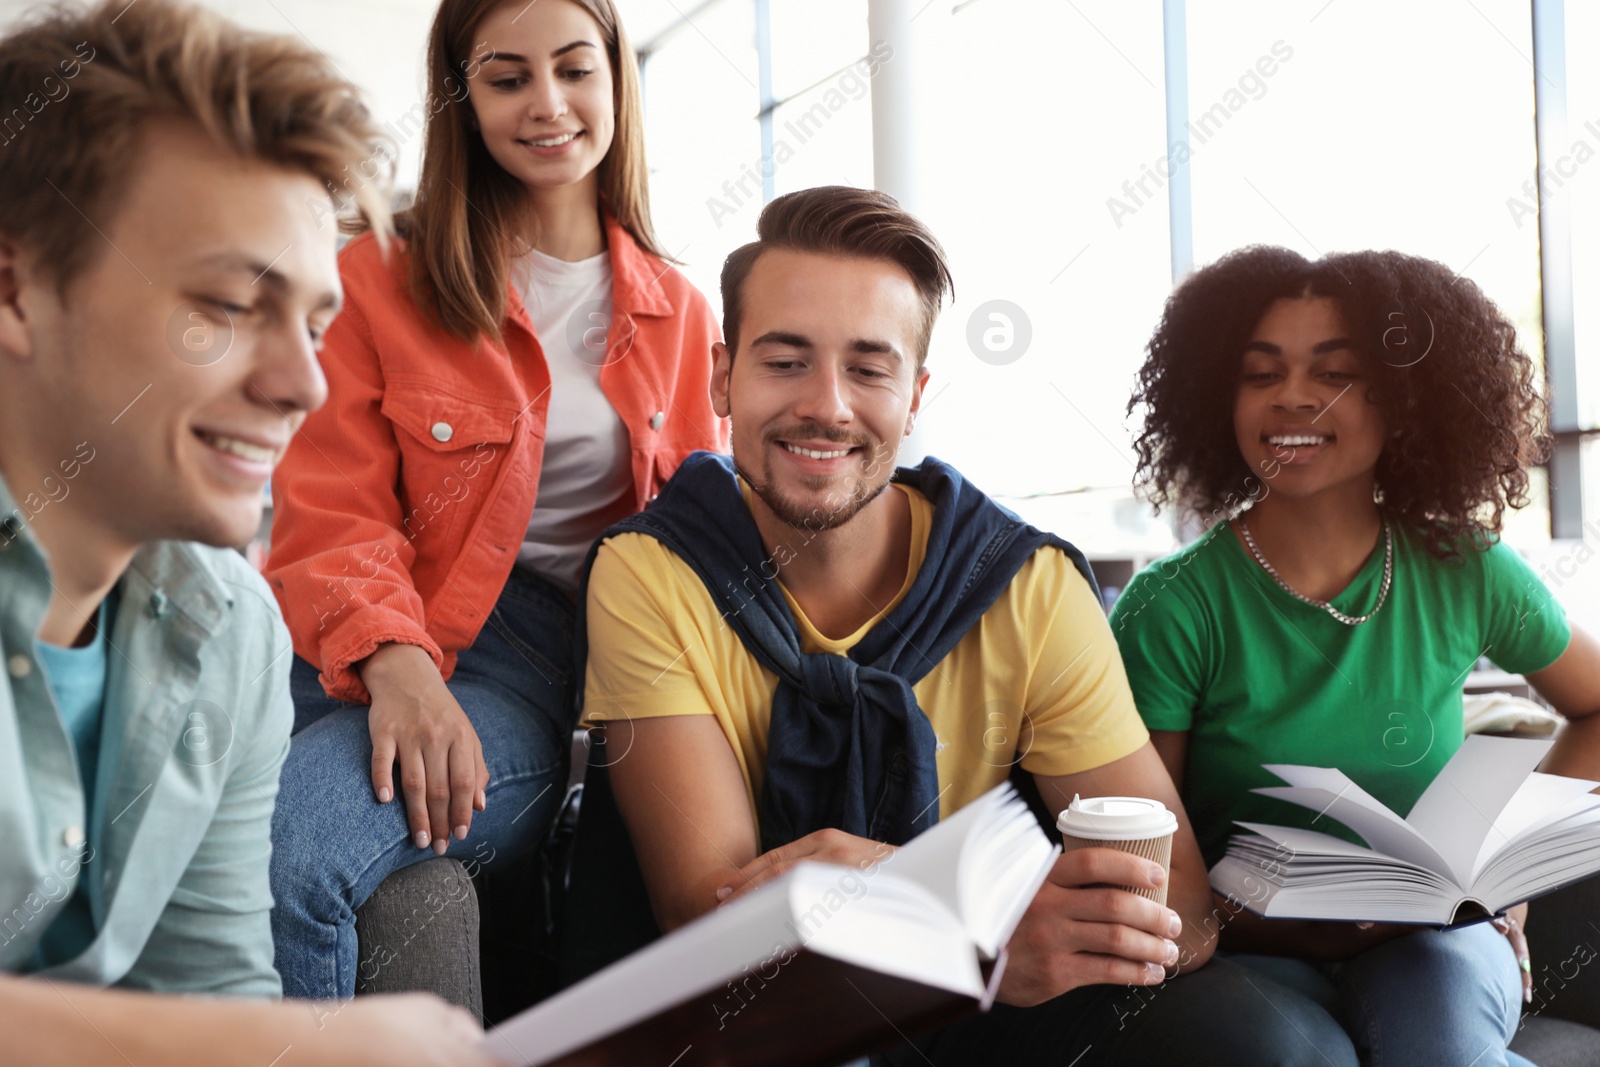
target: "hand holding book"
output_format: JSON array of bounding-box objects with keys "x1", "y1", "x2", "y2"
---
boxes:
[
  {"x1": 715, "y1": 829, "x2": 897, "y2": 905},
  {"x1": 480, "y1": 783, "x2": 1191, "y2": 1066},
  {"x1": 706, "y1": 826, "x2": 1181, "y2": 1006}
]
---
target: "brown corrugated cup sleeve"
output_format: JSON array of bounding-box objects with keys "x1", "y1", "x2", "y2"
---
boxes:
[{"x1": 1060, "y1": 833, "x2": 1174, "y2": 906}]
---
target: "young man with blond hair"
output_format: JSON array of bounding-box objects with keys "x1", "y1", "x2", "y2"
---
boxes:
[
  {"x1": 576, "y1": 186, "x2": 1355, "y2": 1064},
  {"x1": 0, "y1": 1, "x2": 492, "y2": 1062}
]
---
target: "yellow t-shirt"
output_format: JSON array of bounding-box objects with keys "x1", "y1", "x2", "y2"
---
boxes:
[{"x1": 583, "y1": 483, "x2": 1149, "y2": 828}]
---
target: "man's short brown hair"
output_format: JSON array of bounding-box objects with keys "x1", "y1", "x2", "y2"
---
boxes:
[
  {"x1": 0, "y1": 0, "x2": 393, "y2": 293},
  {"x1": 720, "y1": 186, "x2": 954, "y2": 367}
]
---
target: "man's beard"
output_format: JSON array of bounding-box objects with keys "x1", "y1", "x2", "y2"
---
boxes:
[{"x1": 733, "y1": 426, "x2": 897, "y2": 533}]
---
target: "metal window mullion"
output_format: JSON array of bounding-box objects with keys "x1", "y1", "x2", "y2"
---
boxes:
[
  {"x1": 1163, "y1": 0, "x2": 1193, "y2": 285},
  {"x1": 1533, "y1": 0, "x2": 1583, "y2": 536},
  {"x1": 757, "y1": 54, "x2": 873, "y2": 121}
]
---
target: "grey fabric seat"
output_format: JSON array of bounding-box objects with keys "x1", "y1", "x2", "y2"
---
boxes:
[
  {"x1": 352, "y1": 733, "x2": 587, "y2": 1024},
  {"x1": 353, "y1": 858, "x2": 482, "y2": 1018},
  {"x1": 1514, "y1": 1018, "x2": 1600, "y2": 1067}
]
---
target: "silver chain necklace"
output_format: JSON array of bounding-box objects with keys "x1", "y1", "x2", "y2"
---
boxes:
[{"x1": 1237, "y1": 516, "x2": 1394, "y2": 626}]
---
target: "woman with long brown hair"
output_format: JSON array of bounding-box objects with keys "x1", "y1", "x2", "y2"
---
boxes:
[{"x1": 263, "y1": 0, "x2": 724, "y2": 998}]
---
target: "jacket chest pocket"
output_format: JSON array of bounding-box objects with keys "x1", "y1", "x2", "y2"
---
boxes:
[{"x1": 381, "y1": 387, "x2": 518, "y2": 546}]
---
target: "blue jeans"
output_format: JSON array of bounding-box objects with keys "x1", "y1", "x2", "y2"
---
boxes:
[
  {"x1": 871, "y1": 923, "x2": 1528, "y2": 1066},
  {"x1": 1229, "y1": 921, "x2": 1532, "y2": 1067},
  {"x1": 270, "y1": 568, "x2": 576, "y2": 1000}
]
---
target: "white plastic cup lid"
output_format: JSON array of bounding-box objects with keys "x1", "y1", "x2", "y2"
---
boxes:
[{"x1": 1056, "y1": 794, "x2": 1178, "y2": 840}]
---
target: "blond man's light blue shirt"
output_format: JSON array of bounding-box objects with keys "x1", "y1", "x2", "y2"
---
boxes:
[{"x1": 0, "y1": 473, "x2": 292, "y2": 994}]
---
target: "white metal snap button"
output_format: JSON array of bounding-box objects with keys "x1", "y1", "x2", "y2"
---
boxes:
[
  {"x1": 431, "y1": 422, "x2": 453, "y2": 443},
  {"x1": 649, "y1": 411, "x2": 664, "y2": 431}
]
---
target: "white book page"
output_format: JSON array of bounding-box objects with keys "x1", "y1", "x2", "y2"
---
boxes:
[
  {"x1": 797, "y1": 864, "x2": 983, "y2": 997},
  {"x1": 1404, "y1": 735, "x2": 1552, "y2": 885},
  {"x1": 1254, "y1": 766, "x2": 1454, "y2": 878},
  {"x1": 958, "y1": 800, "x2": 1059, "y2": 956},
  {"x1": 857, "y1": 784, "x2": 1054, "y2": 957},
  {"x1": 1230, "y1": 822, "x2": 1397, "y2": 861},
  {"x1": 1221, "y1": 737, "x2": 1600, "y2": 920},
  {"x1": 1222, "y1": 826, "x2": 1455, "y2": 889},
  {"x1": 1471, "y1": 773, "x2": 1600, "y2": 881},
  {"x1": 1476, "y1": 805, "x2": 1600, "y2": 903},
  {"x1": 1213, "y1": 841, "x2": 1458, "y2": 923},
  {"x1": 482, "y1": 785, "x2": 1048, "y2": 1065},
  {"x1": 879, "y1": 787, "x2": 990, "y2": 921}
]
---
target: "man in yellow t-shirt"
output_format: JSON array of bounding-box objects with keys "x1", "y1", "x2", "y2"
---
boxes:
[
  {"x1": 576, "y1": 188, "x2": 1346, "y2": 1065},
  {"x1": 587, "y1": 473, "x2": 1152, "y2": 824}
]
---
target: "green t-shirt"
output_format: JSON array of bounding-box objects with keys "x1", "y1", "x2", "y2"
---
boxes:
[{"x1": 1110, "y1": 522, "x2": 1571, "y2": 867}]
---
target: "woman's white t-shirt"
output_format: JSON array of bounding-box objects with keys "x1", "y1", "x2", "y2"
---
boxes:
[{"x1": 512, "y1": 246, "x2": 633, "y2": 591}]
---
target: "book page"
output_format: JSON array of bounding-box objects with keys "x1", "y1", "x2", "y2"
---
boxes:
[
  {"x1": 1403, "y1": 735, "x2": 1552, "y2": 885},
  {"x1": 884, "y1": 782, "x2": 1054, "y2": 953},
  {"x1": 1474, "y1": 805, "x2": 1600, "y2": 906},
  {"x1": 1472, "y1": 772, "x2": 1600, "y2": 881},
  {"x1": 1220, "y1": 737, "x2": 1600, "y2": 922},
  {"x1": 1253, "y1": 765, "x2": 1454, "y2": 878},
  {"x1": 959, "y1": 807, "x2": 1059, "y2": 956},
  {"x1": 1230, "y1": 822, "x2": 1402, "y2": 862},
  {"x1": 795, "y1": 864, "x2": 983, "y2": 997},
  {"x1": 482, "y1": 784, "x2": 1053, "y2": 1066},
  {"x1": 879, "y1": 786, "x2": 990, "y2": 919}
]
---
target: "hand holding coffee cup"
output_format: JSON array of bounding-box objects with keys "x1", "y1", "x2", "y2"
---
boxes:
[{"x1": 1056, "y1": 795, "x2": 1178, "y2": 906}]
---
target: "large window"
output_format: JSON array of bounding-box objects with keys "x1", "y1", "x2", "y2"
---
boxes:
[
  {"x1": 637, "y1": 0, "x2": 763, "y2": 307},
  {"x1": 638, "y1": 0, "x2": 873, "y2": 313},
  {"x1": 766, "y1": 0, "x2": 874, "y2": 198},
  {"x1": 914, "y1": 0, "x2": 1173, "y2": 557},
  {"x1": 631, "y1": 0, "x2": 1574, "y2": 560},
  {"x1": 1188, "y1": 0, "x2": 1540, "y2": 340},
  {"x1": 1566, "y1": 1, "x2": 1600, "y2": 433},
  {"x1": 1186, "y1": 0, "x2": 1548, "y2": 546},
  {"x1": 1565, "y1": 0, "x2": 1600, "y2": 526}
]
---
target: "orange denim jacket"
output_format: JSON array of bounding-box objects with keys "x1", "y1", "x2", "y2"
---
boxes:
[{"x1": 265, "y1": 217, "x2": 727, "y2": 703}]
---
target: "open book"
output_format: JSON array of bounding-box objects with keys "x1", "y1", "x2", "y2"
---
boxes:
[
  {"x1": 481, "y1": 783, "x2": 1058, "y2": 1067},
  {"x1": 1210, "y1": 735, "x2": 1600, "y2": 926}
]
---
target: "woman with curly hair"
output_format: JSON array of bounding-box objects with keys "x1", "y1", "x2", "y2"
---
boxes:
[{"x1": 1111, "y1": 245, "x2": 1600, "y2": 1067}]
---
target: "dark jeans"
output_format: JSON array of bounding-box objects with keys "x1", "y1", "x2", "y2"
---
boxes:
[{"x1": 871, "y1": 957, "x2": 1357, "y2": 1067}]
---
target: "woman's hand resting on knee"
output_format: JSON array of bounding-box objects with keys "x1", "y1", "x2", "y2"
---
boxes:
[{"x1": 359, "y1": 643, "x2": 491, "y2": 854}]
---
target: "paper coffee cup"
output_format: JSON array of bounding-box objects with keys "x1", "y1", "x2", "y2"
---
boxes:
[{"x1": 1056, "y1": 794, "x2": 1178, "y2": 905}]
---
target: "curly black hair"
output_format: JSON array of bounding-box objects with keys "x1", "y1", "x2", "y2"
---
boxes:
[{"x1": 1128, "y1": 245, "x2": 1550, "y2": 558}]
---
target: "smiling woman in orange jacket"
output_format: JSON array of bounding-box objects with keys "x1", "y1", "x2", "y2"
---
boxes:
[{"x1": 261, "y1": 0, "x2": 725, "y2": 1000}]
